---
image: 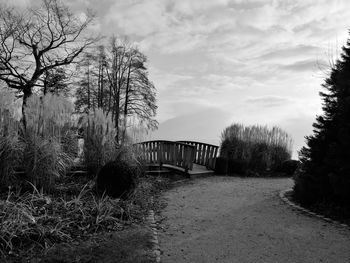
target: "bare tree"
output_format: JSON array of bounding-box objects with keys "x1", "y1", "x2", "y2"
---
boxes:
[
  {"x1": 0, "y1": 0, "x2": 96, "y2": 127},
  {"x1": 75, "y1": 38, "x2": 158, "y2": 144},
  {"x1": 104, "y1": 37, "x2": 132, "y2": 140},
  {"x1": 120, "y1": 47, "x2": 158, "y2": 142},
  {"x1": 75, "y1": 51, "x2": 97, "y2": 113}
]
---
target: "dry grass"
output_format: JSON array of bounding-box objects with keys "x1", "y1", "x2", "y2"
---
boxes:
[
  {"x1": 0, "y1": 89, "x2": 23, "y2": 187},
  {"x1": 25, "y1": 93, "x2": 75, "y2": 140},
  {"x1": 0, "y1": 173, "x2": 166, "y2": 260},
  {"x1": 0, "y1": 182, "x2": 124, "y2": 257},
  {"x1": 22, "y1": 133, "x2": 74, "y2": 192},
  {"x1": 0, "y1": 92, "x2": 78, "y2": 192}
]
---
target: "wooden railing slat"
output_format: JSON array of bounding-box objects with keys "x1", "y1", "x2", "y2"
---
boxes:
[
  {"x1": 176, "y1": 140, "x2": 219, "y2": 169},
  {"x1": 201, "y1": 144, "x2": 206, "y2": 165}
]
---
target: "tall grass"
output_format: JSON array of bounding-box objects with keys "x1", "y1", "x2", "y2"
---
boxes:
[
  {"x1": 22, "y1": 94, "x2": 76, "y2": 191},
  {"x1": 220, "y1": 123, "x2": 293, "y2": 173},
  {"x1": 0, "y1": 90, "x2": 77, "y2": 191},
  {"x1": 79, "y1": 108, "x2": 118, "y2": 176},
  {"x1": 25, "y1": 93, "x2": 76, "y2": 140},
  {"x1": 0, "y1": 89, "x2": 23, "y2": 187},
  {"x1": 0, "y1": 183, "x2": 125, "y2": 256}
]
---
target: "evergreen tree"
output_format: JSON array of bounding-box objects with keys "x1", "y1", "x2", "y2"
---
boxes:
[{"x1": 296, "y1": 33, "x2": 350, "y2": 204}]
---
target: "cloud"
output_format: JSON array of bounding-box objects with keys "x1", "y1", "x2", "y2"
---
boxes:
[
  {"x1": 277, "y1": 113, "x2": 317, "y2": 158},
  {"x1": 246, "y1": 96, "x2": 293, "y2": 108},
  {"x1": 258, "y1": 45, "x2": 321, "y2": 61},
  {"x1": 281, "y1": 59, "x2": 321, "y2": 72},
  {"x1": 0, "y1": 0, "x2": 29, "y2": 8},
  {"x1": 150, "y1": 106, "x2": 231, "y2": 145}
]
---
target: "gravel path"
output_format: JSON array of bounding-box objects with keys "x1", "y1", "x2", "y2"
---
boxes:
[{"x1": 158, "y1": 176, "x2": 350, "y2": 263}]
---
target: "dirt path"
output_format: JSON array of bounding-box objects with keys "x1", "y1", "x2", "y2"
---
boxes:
[{"x1": 158, "y1": 176, "x2": 350, "y2": 263}]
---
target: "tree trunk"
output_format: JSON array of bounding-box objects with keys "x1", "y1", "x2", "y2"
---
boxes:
[
  {"x1": 122, "y1": 62, "x2": 132, "y2": 143},
  {"x1": 22, "y1": 87, "x2": 33, "y2": 130},
  {"x1": 87, "y1": 63, "x2": 90, "y2": 111},
  {"x1": 43, "y1": 72, "x2": 48, "y2": 95},
  {"x1": 100, "y1": 65, "x2": 104, "y2": 109},
  {"x1": 115, "y1": 88, "x2": 120, "y2": 143},
  {"x1": 97, "y1": 63, "x2": 101, "y2": 108}
]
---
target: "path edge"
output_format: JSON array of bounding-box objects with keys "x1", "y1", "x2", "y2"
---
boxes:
[
  {"x1": 279, "y1": 189, "x2": 349, "y2": 228},
  {"x1": 147, "y1": 209, "x2": 161, "y2": 263}
]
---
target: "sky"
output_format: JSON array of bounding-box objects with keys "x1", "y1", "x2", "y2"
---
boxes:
[{"x1": 5, "y1": 0, "x2": 350, "y2": 158}]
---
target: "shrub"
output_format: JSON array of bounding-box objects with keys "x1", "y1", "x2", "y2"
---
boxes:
[
  {"x1": 79, "y1": 108, "x2": 118, "y2": 176},
  {"x1": 214, "y1": 157, "x2": 248, "y2": 175},
  {"x1": 96, "y1": 160, "x2": 136, "y2": 199},
  {"x1": 220, "y1": 123, "x2": 293, "y2": 175},
  {"x1": 96, "y1": 145, "x2": 144, "y2": 198}
]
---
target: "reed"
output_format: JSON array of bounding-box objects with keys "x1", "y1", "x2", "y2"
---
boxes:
[
  {"x1": 25, "y1": 93, "x2": 75, "y2": 140},
  {"x1": 79, "y1": 108, "x2": 118, "y2": 176},
  {"x1": 220, "y1": 123, "x2": 293, "y2": 173},
  {"x1": 0, "y1": 89, "x2": 23, "y2": 187},
  {"x1": 22, "y1": 94, "x2": 76, "y2": 191}
]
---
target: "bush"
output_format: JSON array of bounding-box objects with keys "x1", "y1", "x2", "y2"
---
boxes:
[
  {"x1": 96, "y1": 146, "x2": 143, "y2": 198},
  {"x1": 96, "y1": 161, "x2": 136, "y2": 199},
  {"x1": 214, "y1": 157, "x2": 248, "y2": 175},
  {"x1": 220, "y1": 124, "x2": 293, "y2": 175}
]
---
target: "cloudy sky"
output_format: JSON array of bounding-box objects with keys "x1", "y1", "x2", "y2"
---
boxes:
[{"x1": 7, "y1": 0, "x2": 350, "y2": 157}]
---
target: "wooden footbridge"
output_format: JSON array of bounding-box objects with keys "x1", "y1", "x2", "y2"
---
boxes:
[{"x1": 134, "y1": 140, "x2": 219, "y2": 177}]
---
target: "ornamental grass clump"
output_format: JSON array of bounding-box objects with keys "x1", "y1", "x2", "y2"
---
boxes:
[
  {"x1": 0, "y1": 89, "x2": 23, "y2": 187},
  {"x1": 220, "y1": 123, "x2": 293, "y2": 175},
  {"x1": 79, "y1": 108, "x2": 118, "y2": 176},
  {"x1": 25, "y1": 93, "x2": 76, "y2": 140},
  {"x1": 23, "y1": 94, "x2": 76, "y2": 192}
]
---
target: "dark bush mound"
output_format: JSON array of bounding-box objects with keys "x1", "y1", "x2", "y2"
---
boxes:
[
  {"x1": 214, "y1": 157, "x2": 248, "y2": 175},
  {"x1": 96, "y1": 160, "x2": 137, "y2": 199},
  {"x1": 275, "y1": 160, "x2": 300, "y2": 176}
]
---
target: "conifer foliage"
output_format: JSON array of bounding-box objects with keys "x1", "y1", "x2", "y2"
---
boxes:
[{"x1": 295, "y1": 33, "x2": 350, "y2": 204}]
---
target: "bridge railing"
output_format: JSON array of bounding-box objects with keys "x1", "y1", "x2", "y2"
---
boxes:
[
  {"x1": 176, "y1": 141, "x2": 218, "y2": 170},
  {"x1": 134, "y1": 140, "x2": 196, "y2": 172}
]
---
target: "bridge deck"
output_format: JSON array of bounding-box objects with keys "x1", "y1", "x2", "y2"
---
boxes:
[
  {"x1": 148, "y1": 163, "x2": 215, "y2": 178},
  {"x1": 188, "y1": 164, "x2": 215, "y2": 177}
]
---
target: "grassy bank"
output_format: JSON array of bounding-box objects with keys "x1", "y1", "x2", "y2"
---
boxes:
[{"x1": 0, "y1": 173, "x2": 173, "y2": 262}]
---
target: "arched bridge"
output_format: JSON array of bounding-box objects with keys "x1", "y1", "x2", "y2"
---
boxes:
[{"x1": 134, "y1": 140, "x2": 219, "y2": 175}]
